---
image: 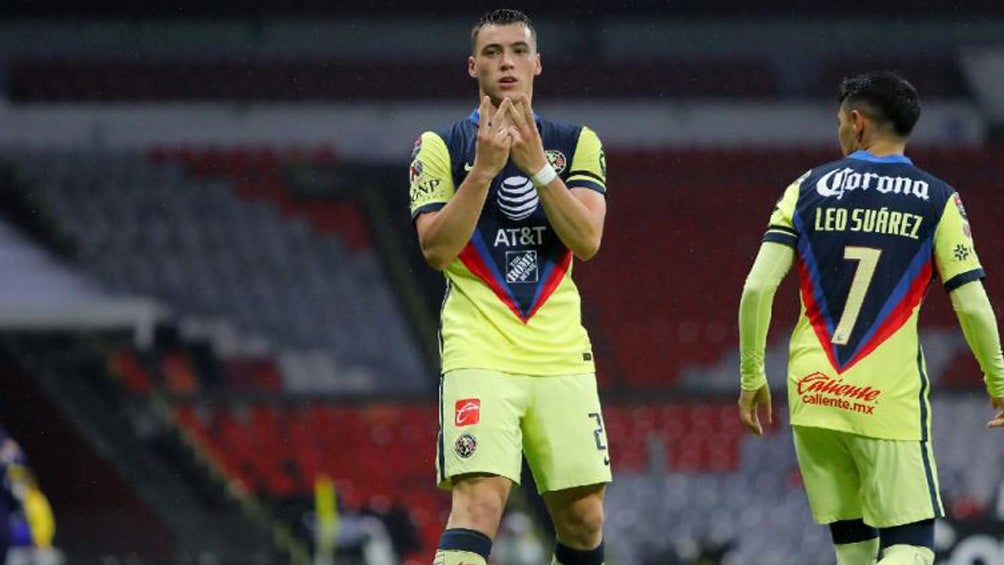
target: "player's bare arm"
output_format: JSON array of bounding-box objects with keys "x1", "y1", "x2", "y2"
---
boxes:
[
  {"x1": 416, "y1": 96, "x2": 515, "y2": 270},
  {"x1": 508, "y1": 94, "x2": 605, "y2": 261}
]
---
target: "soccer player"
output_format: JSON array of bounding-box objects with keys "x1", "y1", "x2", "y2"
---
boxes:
[
  {"x1": 409, "y1": 9, "x2": 609, "y2": 565},
  {"x1": 737, "y1": 71, "x2": 1004, "y2": 565}
]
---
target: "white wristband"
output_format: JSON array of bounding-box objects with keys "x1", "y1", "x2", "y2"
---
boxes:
[{"x1": 531, "y1": 163, "x2": 557, "y2": 187}]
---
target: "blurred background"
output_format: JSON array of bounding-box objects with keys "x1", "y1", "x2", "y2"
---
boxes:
[{"x1": 0, "y1": 1, "x2": 1003, "y2": 564}]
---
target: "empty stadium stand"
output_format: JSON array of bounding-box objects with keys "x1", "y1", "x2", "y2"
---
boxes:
[
  {"x1": 8, "y1": 59, "x2": 779, "y2": 102},
  {"x1": 8, "y1": 147, "x2": 428, "y2": 395}
]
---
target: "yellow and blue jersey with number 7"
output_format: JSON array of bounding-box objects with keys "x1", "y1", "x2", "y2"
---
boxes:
[{"x1": 765, "y1": 150, "x2": 984, "y2": 441}]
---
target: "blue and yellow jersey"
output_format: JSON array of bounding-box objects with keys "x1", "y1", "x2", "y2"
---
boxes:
[
  {"x1": 766, "y1": 150, "x2": 984, "y2": 440},
  {"x1": 409, "y1": 110, "x2": 606, "y2": 375}
]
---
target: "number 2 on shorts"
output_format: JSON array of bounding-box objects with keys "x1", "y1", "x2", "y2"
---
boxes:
[{"x1": 588, "y1": 412, "x2": 607, "y2": 451}]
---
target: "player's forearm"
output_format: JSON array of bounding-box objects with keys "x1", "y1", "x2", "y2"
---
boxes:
[
  {"x1": 739, "y1": 287, "x2": 770, "y2": 391},
  {"x1": 950, "y1": 281, "x2": 1004, "y2": 397},
  {"x1": 739, "y1": 242, "x2": 794, "y2": 390},
  {"x1": 419, "y1": 171, "x2": 494, "y2": 269},
  {"x1": 536, "y1": 181, "x2": 603, "y2": 261}
]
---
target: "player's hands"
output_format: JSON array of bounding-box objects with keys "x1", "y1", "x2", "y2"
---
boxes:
[
  {"x1": 738, "y1": 385, "x2": 772, "y2": 437},
  {"x1": 493, "y1": 96, "x2": 515, "y2": 130},
  {"x1": 472, "y1": 95, "x2": 514, "y2": 179},
  {"x1": 988, "y1": 396, "x2": 1004, "y2": 428},
  {"x1": 506, "y1": 94, "x2": 549, "y2": 178}
]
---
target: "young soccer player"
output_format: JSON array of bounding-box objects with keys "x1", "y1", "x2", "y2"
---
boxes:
[
  {"x1": 409, "y1": 9, "x2": 610, "y2": 565},
  {"x1": 738, "y1": 71, "x2": 1004, "y2": 564}
]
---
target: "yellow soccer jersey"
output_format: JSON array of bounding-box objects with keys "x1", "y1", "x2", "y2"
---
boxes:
[
  {"x1": 409, "y1": 110, "x2": 607, "y2": 376},
  {"x1": 764, "y1": 151, "x2": 984, "y2": 441}
]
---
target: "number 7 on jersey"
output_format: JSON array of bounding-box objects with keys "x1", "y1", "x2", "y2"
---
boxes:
[{"x1": 832, "y1": 246, "x2": 882, "y2": 346}]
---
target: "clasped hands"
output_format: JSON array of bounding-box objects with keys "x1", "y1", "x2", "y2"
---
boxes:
[{"x1": 472, "y1": 94, "x2": 548, "y2": 179}]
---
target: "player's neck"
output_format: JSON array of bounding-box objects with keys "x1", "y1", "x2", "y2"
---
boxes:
[
  {"x1": 475, "y1": 90, "x2": 534, "y2": 110},
  {"x1": 858, "y1": 138, "x2": 906, "y2": 158}
]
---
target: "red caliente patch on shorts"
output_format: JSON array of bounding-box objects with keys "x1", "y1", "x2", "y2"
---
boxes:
[{"x1": 454, "y1": 399, "x2": 481, "y2": 427}]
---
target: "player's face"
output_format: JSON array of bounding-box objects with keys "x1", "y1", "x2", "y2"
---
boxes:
[{"x1": 469, "y1": 23, "x2": 541, "y2": 106}]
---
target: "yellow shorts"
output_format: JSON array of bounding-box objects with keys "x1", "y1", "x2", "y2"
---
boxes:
[
  {"x1": 436, "y1": 369, "x2": 612, "y2": 493},
  {"x1": 793, "y1": 425, "x2": 944, "y2": 528}
]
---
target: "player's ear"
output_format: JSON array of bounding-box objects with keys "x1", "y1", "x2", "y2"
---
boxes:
[
  {"x1": 850, "y1": 109, "x2": 867, "y2": 140},
  {"x1": 534, "y1": 53, "x2": 542, "y2": 76},
  {"x1": 468, "y1": 55, "x2": 477, "y2": 79}
]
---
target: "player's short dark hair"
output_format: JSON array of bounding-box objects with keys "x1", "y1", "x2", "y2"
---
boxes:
[
  {"x1": 838, "y1": 71, "x2": 921, "y2": 138},
  {"x1": 471, "y1": 9, "x2": 536, "y2": 51}
]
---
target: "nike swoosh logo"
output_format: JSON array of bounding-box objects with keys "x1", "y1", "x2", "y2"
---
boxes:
[{"x1": 464, "y1": 162, "x2": 474, "y2": 172}]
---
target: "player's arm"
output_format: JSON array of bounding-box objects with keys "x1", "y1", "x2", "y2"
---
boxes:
[
  {"x1": 737, "y1": 177, "x2": 802, "y2": 436},
  {"x1": 507, "y1": 95, "x2": 605, "y2": 261},
  {"x1": 948, "y1": 281, "x2": 1004, "y2": 426},
  {"x1": 415, "y1": 96, "x2": 515, "y2": 270},
  {"x1": 740, "y1": 242, "x2": 795, "y2": 390},
  {"x1": 738, "y1": 242, "x2": 794, "y2": 435},
  {"x1": 933, "y1": 191, "x2": 1004, "y2": 426}
]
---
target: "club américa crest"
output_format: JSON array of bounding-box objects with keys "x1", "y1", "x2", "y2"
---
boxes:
[
  {"x1": 454, "y1": 433, "x2": 477, "y2": 459},
  {"x1": 545, "y1": 150, "x2": 567, "y2": 174}
]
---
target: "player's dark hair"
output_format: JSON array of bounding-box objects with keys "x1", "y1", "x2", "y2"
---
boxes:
[
  {"x1": 471, "y1": 9, "x2": 536, "y2": 51},
  {"x1": 838, "y1": 71, "x2": 921, "y2": 138}
]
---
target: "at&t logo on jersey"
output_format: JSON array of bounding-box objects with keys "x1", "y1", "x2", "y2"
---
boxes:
[
  {"x1": 454, "y1": 399, "x2": 481, "y2": 427},
  {"x1": 493, "y1": 226, "x2": 546, "y2": 247},
  {"x1": 497, "y1": 175, "x2": 539, "y2": 221},
  {"x1": 815, "y1": 167, "x2": 930, "y2": 201}
]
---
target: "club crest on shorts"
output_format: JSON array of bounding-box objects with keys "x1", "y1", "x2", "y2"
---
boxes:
[
  {"x1": 455, "y1": 433, "x2": 477, "y2": 459},
  {"x1": 545, "y1": 149, "x2": 567, "y2": 174}
]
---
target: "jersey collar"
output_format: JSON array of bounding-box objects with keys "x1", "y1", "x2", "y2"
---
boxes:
[
  {"x1": 848, "y1": 150, "x2": 913, "y2": 165},
  {"x1": 469, "y1": 107, "x2": 542, "y2": 125}
]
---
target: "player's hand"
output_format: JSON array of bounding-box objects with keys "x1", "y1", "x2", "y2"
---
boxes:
[
  {"x1": 988, "y1": 396, "x2": 1004, "y2": 428},
  {"x1": 738, "y1": 385, "x2": 772, "y2": 437},
  {"x1": 472, "y1": 96, "x2": 514, "y2": 179},
  {"x1": 493, "y1": 96, "x2": 515, "y2": 130},
  {"x1": 506, "y1": 94, "x2": 549, "y2": 178}
]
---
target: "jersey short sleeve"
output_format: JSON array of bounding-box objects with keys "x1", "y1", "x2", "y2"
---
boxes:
[
  {"x1": 565, "y1": 126, "x2": 606, "y2": 194},
  {"x1": 762, "y1": 171, "x2": 808, "y2": 247},
  {"x1": 409, "y1": 132, "x2": 456, "y2": 218},
  {"x1": 934, "y1": 192, "x2": 985, "y2": 291}
]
